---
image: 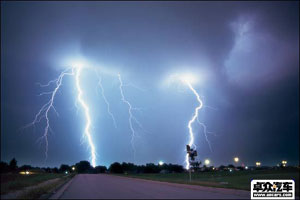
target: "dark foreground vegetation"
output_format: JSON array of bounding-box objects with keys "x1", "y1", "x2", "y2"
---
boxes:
[
  {"x1": 120, "y1": 168, "x2": 299, "y2": 196},
  {"x1": 1, "y1": 158, "x2": 299, "y2": 198}
]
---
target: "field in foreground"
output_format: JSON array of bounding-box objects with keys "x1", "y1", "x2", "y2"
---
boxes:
[
  {"x1": 0, "y1": 173, "x2": 65, "y2": 195},
  {"x1": 120, "y1": 168, "x2": 299, "y2": 196}
]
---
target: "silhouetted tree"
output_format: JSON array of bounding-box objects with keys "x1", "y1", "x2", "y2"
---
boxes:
[
  {"x1": 236, "y1": 166, "x2": 244, "y2": 171},
  {"x1": 0, "y1": 161, "x2": 10, "y2": 173},
  {"x1": 52, "y1": 167, "x2": 59, "y2": 173},
  {"x1": 45, "y1": 167, "x2": 52, "y2": 173},
  {"x1": 109, "y1": 162, "x2": 123, "y2": 173},
  {"x1": 75, "y1": 161, "x2": 92, "y2": 173},
  {"x1": 94, "y1": 166, "x2": 107, "y2": 173},
  {"x1": 9, "y1": 158, "x2": 17, "y2": 171},
  {"x1": 191, "y1": 161, "x2": 201, "y2": 171},
  {"x1": 227, "y1": 164, "x2": 235, "y2": 169},
  {"x1": 121, "y1": 162, "x2": 137, "y2": 173},
  {"x1": 144, "y1": 163, "x2": 160, "y2": 173},
  {"x1": 59, "y1": 164, "x2": 71, "y2": 173},
  {"x1": 19, "y1": 165, "x2": 33, "y2": 171}
]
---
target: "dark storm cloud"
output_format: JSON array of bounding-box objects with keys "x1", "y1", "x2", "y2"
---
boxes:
[{"x1": 1, "y1": 1, "x2": 298, "y2": 167}]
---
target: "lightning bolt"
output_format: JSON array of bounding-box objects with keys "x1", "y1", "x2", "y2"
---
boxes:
[
  {"x1": 196, "y1": 118, "x2": 212, "y2": 153},
  {"x1": 184, "y1": 80, "x2": 203, "y2": 170},
  {"x1": 75, "y1": 66, "x2": 96, "y2": 168},
  {"x1": 118, "y1": 73, "x2": 143, "y2": 160},
  {"x1": 95, "y1": 72, "x2": 117, "y2": 128},
  {"x1": 23, "y1": 68, "x2": 75, "y2": 160}
]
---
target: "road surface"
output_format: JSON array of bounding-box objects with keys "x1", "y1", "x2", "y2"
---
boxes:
[{"x1": 51, "y1": 174, "x2": 250, "y2": 199}]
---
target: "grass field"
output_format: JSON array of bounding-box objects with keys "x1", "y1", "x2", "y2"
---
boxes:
[
  {"x1": 0, "y1": 173, "x2": 65, "y2": 195},
  {"x1": 120, "y1": 168, "x2": 299, "y2": 196}
]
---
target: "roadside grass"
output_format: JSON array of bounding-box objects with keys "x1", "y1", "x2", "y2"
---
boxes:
[
  {"x1": 19, "y1": 174, "x2": 75, "y2": 199},
  {"x1": 120, "y1": 168, "x2": 299, "y2": 195},
  {"x1": 1, "y1": 173, "x2": 64, "y2": 195}
]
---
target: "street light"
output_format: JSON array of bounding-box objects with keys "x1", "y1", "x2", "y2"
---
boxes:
[
  {"x1": 204, "y1": 159, "x2": 210, "y2": 165},
  {"x1": 72, "y1": 166, "x2": 75, "y2": 171},
  {"x1": 281, "y1": 160, "x2": 287, "y2": 167},
  {"x1": 234, "y1": 157, "x2": 239, "y2": 163},
  {"x1": 256, "y1": 162, "x2": 261, "y2": 167}
]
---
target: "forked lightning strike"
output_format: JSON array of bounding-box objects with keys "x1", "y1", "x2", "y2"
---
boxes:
[
  {"x1": 184, "y1": 80, "x2": 203, "y2": 170},
  {"x1": 25, "y1": 65, "x2": 97, "y2": 167},
  {"x1": 95, "y1": 72, "x2": 117, "y2": 128},
  {"x1": 196, "y1": 118, "x2": 213, "y2": 153},
  {"x1": 75, "y1": 66, "x2": 97, "y2": 168},
  {"x1": 24, "y1": 68, "x2": 75, "y2": 160},
  {"x1": 118, "y1": 73, "x2": 142, "y2": 160}
]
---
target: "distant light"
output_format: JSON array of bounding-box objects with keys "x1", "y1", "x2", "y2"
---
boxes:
[
  {"x1": 245, "y1": 166, "x2": 248, "y2": 170},
  {"x1": 256, "y1": 162, "x2": 261, "y2": 167},
  {"x1": 212, "y1": 167, "x2": 215, "y2": 170},
  {"x1": 281, "y1": 160, "x2": 287, "y2": 167},
  {"x1": 234, "y1": 157, "x2": 239, "y2": 163},
  {"x1": 158, "y1": 161, "x2": 164, "y2": 166},
  {"x1": 65, "y1": 171, "x2": 69, "y2": 174},
  {"x1": 204, "y1": 159, "x2": 210, "y2": 165},
  {"x1": 25, "y1": 171, "x2": 30, "y2": 175},
  {"x1": 72, "y1": 166, "x2": 75, "y2": 171},
  {"x1": 229, "y1": 169, "x2": 233, "y2": 172}
]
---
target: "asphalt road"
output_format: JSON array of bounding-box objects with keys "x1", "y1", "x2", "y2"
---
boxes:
[{"x1": 51, "y1": 174, "x2": 250, "y2": 199}]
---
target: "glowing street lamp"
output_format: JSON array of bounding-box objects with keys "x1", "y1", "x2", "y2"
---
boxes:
[
  {"x1": 234, "y1": 157, "x2": 239, "y2": 163},
  {"x1": 281, "y1": 160, "x2": 287, "y2": 167},
  {"x1": 256, "y1": 162, "x2": 261, "y2": 167},
  {"x1": 204, "y1": 159, "x2": 210, "y2": 165},
  {"x1": 72, "y1": 166, "x2": 76, "y2": 171}
]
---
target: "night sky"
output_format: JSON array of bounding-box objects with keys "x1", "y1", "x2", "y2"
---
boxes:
[{"x1": 1, "y1": 1, "x2": 299, "y2": 168}]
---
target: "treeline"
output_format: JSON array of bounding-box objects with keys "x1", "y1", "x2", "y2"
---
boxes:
[
  {"x1": 0, "y1": 158, "x2": 184, "y2": 174},
  {"x1": 1, "y1": 158, "x2": 294, "y2": 174},
  {"x1": 109, "y1": 162, "x2": 184, "y2": 174}
]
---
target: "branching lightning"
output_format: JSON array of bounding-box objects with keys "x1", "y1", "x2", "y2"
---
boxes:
[
  {"x1": 24, "y1": 65, "x2": 98, "y2": 167},
  {"x1": 184, "y1": 80, "x2": 203, "y2": 170},
  {"x1": 95, "y1": 72, "x2": 117, "y2": 128},
  {"x1": 196, "y1": 118, "x2": 212, "y2": 153},
  {"x1": 23, "y1": 68, "x2": 75, "y2": 160},
  {"x1": 118, "y1": 73, "x2": 143, "y2": 160},
  {"x1": 24, "y1": 61, "x2": 145, "y2": 167}
]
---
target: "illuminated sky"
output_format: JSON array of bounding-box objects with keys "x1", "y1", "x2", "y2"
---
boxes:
[{"x1": 1, "y1": 1, "x2": 299, "y2": 167}]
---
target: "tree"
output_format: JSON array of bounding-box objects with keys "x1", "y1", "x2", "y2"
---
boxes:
[
  {"x1": 9, "y1": 158, "x2": 17, "y2": 171},
  {"x1": 219, "y1": 165, "x2": 226, "y2": 171},
  {"x1": 75, "y1": 161, "x2": 92, "y2": 173},
  {"x1": 59, "y1": 164, "x2": 71, "y2": 173},
  {"x1": 94, "y1": 166, "x2": 107, "y2": 173},
  {"x1": 19, "y1": 165, "x2": 33, "y2": 171},
  {"x1": 0, "y1": 161, "x2": 10, "y2": 173},
  {"x1": 190, "y1": 161, "x2": 201, "y2": 171},
  {"x1": 121, "y1": 162, "x2": 137, "y2": 173},
  {"x1": 227, "y1": 164, "x2": 235, "y2": 169},
  {"x1": 109, "y1": 162, "x2": 123, "y2": 174},
  {"x1": 52, "y1": 167, "x2": 59, "y2": 173},
  {"x1": 144, "y1": 163, "x2": 160, "y2": 173}
]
